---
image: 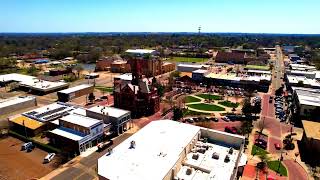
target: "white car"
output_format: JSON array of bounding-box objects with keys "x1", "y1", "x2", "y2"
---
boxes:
[{"x1": 43, "y1": 153, "x2": 56, "y2": 163}]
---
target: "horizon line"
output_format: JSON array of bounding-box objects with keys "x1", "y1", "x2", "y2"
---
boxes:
[{"x1": 0, "y1": 31, "x2": 320, "y2": 35}]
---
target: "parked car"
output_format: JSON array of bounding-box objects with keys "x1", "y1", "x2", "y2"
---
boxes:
[
  {"x1": 255, "y1": 139, "x2": 267, "y2": 149},
  {"x1": 187, "y1": 118, "x2": 194, "y2": 123},
  {"x1": 97, "y1": 140, "x2": 113, "y2": 151},
  {"x1": 225, "y1": 126, "x2": 237, "y2": 134},
  {"x1": 21, "y1": 142, "x2": 33, "y2": 151},
  {"x1": 43, "y1": 153, "x2": 56, "y2": 163},
  {"x1": 274, "y1": 143, "x2": 281, "y2": 150},
  {"x1": 221, "y1": 117, "x2": 230, "y2": 122},
  {"x1": 210, "y1": 117, "x2": 219, "y2": 122}
]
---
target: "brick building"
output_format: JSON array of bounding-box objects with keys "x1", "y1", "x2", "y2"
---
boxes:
[{"x1": 113, "y1": 51, "x2": 160, "y2": 118}]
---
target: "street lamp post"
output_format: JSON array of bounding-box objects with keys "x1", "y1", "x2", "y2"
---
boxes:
[{"x1": 277, "y1": 149, "x2": 284, "y2": 174}]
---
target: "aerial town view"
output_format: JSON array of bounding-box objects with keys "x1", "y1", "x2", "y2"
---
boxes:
[{"x1": 1, "y1": 1, "x2": 320, "y2": 180}]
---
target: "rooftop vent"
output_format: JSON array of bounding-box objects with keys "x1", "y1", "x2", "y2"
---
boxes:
[
  {"x1": 229, "y1": 148, "x2": 234, "y2": 154},
  {"x1": 129, "y1": 140, "x2": 136, "y2": 149},
  {"x1": 224, "y1": 155, "x2": 230, "y2": 163},
  {"x1": 186, "y1": 168, "x2": 192, "y2": 175},
  {"x1": 192, "y1": 153, "x2": 199, "y2": 160}
]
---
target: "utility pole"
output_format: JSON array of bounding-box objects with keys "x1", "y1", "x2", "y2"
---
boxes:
[
  {"x1": 277, "y1": 149, "x2": 284, "y2": 174},
  {"x1": 23, "y1": 119, "x2": 28, "y2": 139}
]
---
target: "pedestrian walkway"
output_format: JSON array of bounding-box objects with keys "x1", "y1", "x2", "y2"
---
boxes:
[
  {"x1": 283, "y1": 160, "x2": 309, "y2": 180},
  {"x1": 80, "y1": 146, "x2": 98, "y2": 158}
]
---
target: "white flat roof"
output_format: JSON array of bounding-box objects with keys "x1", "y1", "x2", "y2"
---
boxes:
[
  {"x1": 50, "y1": 128, "x2": 84, "y2": 141},
  {"x1": 115, "y1": 73, "x2": 132, "y2": 81},
  {"x1": 58, "y1": 84, "x2": 92, "y2": 94},
  {"x1": 293, "y1": 87, "x2": 320, "y2": 107},
  {"x1": 247, "y1": 69, "x2": 271, "y2": 74},
  {"x1": 0, "y1": 73, "x2": 68, "y2": 91},
  {"x1": 126, "y1": 49, "x2": 155, "y2": 54},
  {"x1": 60, "y1": 114, "x2": 102, "y2": 128},
  {"x1": 192, "y1": 69, "x2": 208, "y2": 74},
  {"x1": 22, "y1": 102, "x2": 76, "y2": 122},
  {"x1": 0, "y1": 96, "x2": 35, "y2": 109},
  {"x1": 98, "y1": 120, "x2": 201, "y2": 180},
  {"x1": 88, "y1": 106, "x2": 130, "y2": 118},
  {"x1": 178, "y1": 64, "x2": 210, "y2": 68},
  {"x1": 182, "y1": 141, "x2": 239, "y2": 180}
]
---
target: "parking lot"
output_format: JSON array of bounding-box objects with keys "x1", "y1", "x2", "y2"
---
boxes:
[
  {"x1": 0, "y1": 137, "x2": 56, "y2": 180},
  {"x1": 182, "y1": 117, "x2": 242, "y2": 133}
]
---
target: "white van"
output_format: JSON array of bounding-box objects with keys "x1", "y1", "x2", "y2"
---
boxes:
[{"x1": 43, "y1": 153, "x2": 56, "y2": 163}]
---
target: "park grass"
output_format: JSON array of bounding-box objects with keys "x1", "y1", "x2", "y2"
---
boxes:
[
  {"x1": 267, "y1": 160, "x2": 288, "y2": 176},
  {"x1": 218, "y1": 100, "x2": 240, "y2": 108},
  {"x1": 245, "y1": 65, "x2": 269, "y2": 70},
  {"x1": 169, "y1": 57, "x2": 208, "y2": 63},
  {"x1": 187, "y1": 103, "x2": 225, "y2": 111},
  {"x1": 196, "y1": 94, "x2": 222, "y2": 100},
  {"x1": 185, "y1": 96, "x2": 202, "y2": 103},
  {"x1": 183, "y1": 109, "x2": 211, "y2": 117},
  {"x1": 251, "y1": 145, "x2": 269, "y2": 156},
  {"x1": 95, "y1": 86, "x2": 113, "y2": 93}
]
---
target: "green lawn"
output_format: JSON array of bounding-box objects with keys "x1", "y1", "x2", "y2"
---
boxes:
[
  {"x1": 251, "y1": 145, "x2": 269, "y2": 156},
  {"x1": 245, "y1": 65, "x2": 270, "y2": 70},
  {"x1": 185, "y1": 96, "x2": 202, "y2": 103},
  {"x1": 95, "y1": 86, "x2": 113, "y2": 93},
  {"x1": 196, "y1": 94, "x2": 222, "y2": 100},
  {"x1": 187, "y1": 103, "x2": 225, "y2": 111},
  {"x1": 169, "y1": 57, "x2": 208, "y2": 63},
  {"x1": 267, "y1": 160, "x2": 288, "y2": 176},
  {"x1": 183, "y1": 109, "x2": 211, "y2": 117},
  {"x1": 218, "y1": 101, "x2": 240, "y2": 108}
]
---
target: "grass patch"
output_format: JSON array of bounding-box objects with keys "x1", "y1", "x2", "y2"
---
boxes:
[
  {"x1": 196, "y1": 94, "x2": 222, "y2": 100},
  {"x1": 185, "y1": 96, "x2": 202, "y2": 103},
  {"x1": 218, "y1": 101, "x2": 240, "y2": 108},
  {"x1": 169, "y1": 57, "x2": 207, "y2": 63},
  {"x1": 183, "y1": 109, "x2": 211, "y2": 117},
  {"x1": 251, "y1": 145, "x2": 269, "y2": 156},
  {"x1": 245, "y1": 65, "x2": 269, "y2": 70},
  {"x1": 188, "y1": 103, "x2": 225, "y2": 111},
  {"x1": 95, "y1": 86, "x2": 113, "y2": 93},
  {"x1": 267, "y1": 160, "x2": 288, "y2": 176}
]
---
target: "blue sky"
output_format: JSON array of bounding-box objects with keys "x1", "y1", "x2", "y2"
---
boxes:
[{"x1": 1, "y1": 0, "x2": 319, "y2": 34}]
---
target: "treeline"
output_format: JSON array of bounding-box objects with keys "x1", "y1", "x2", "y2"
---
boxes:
[{"x1": 1, "y1": 33, "x2": 320, "y2": 60}]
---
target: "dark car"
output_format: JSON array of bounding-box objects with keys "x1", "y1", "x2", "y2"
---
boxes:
[
  {"x1": 255, "y1": 139, "x2": 267, "y2": 149},
  {"x1": 187, "y1": 118, "x2": 194, "y2": 123},
  {"x1": 210, "y1": 117, "x2": 219, "y2": 122},
  {"x1": 226, "y1": 115, "x2": 238, "y2": 121}
]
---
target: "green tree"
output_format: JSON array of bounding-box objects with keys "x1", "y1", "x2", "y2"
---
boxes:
[
  {"x1": 240, "y1": 120, "x2": 252, "y2": 137},
  {"x1": 157, "y1": 85, "x2": 165, "y2": 97},
  {"x1": 88, "y1": 93, "x2": 95, "y2": 103},
  {"x1": 73, "y1": 64, "x2": 84, "y2": 78},
  {"x1": 242, "y1": 98, "x2": 253, "y2": 116},
  {"x1": 173, "y1": 107, "x2": 183, "y2": 121},
  {"x1": 257, "y1": 154, "x2": 271, "y2": 170},
  {"x1": 252, "y1": 101, "x2": 262, "y2": 116},
  {"x1": 26, "y1": 64, "x2": 38, "y2": 76}
]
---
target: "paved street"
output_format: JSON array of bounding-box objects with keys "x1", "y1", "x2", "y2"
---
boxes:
[
  {"x1": 273, "y1": 45, "x2": 284, "y2": 91},
  {"x1": 43, "y1": 131, "x2": 135, "y2": 180}
]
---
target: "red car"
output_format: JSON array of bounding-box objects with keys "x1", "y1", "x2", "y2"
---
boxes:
[
  {"x1": 225, "y1": 126, "x2": 237, "y2": 134},
  {"x1": 274, "y1": 143, "x2": 281, "y2": 150}
]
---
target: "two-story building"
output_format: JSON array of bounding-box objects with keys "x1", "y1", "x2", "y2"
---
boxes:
[
  {"x1": 48, "y1": 113, "x2": 104, "y2": 154},
  {"x1": 86, "y1": 106, "x2": 132, "y2": 135}
]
